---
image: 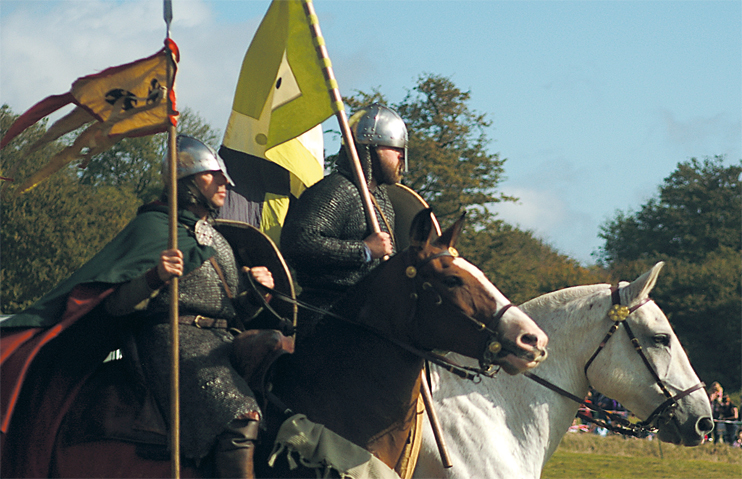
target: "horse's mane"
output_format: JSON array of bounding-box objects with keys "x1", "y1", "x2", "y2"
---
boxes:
[{"x1": 521, "y1": 283, "x2": 611, "y2": 313}]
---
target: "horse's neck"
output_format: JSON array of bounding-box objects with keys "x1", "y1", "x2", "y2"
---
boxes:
[
  {"x1": 425, "y1": 354, "x2": 584, "y2": 478},
  {"x1": 275, "y1": 318, "x2": 424, "y2": 453},
  {"x1": 517, "y1": 287, "x2": 606, "y2": 459},
  {"x1": 420, "y1": 287, "x2": 604, "y2": 479}
]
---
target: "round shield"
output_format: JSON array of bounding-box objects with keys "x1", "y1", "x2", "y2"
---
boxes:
[
  {"x1": 214, "y1": 219, "x2": 297, "y2": 332},
  {"x1": 387, "y1": 183, "x2": 441, "y2": 250}
]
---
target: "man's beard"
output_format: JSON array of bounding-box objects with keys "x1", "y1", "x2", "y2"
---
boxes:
[
  {"x1": 372, "y1": 152, "x2": 403, "y2": 185},
  {"x1": 380, "y1": 161, "x2": 403, "y2": 184}
]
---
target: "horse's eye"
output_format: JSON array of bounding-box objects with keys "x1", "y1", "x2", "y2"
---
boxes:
[
  {"x1": 442, "y1": 276, "x2": 464, "y2": 288},
  {"x1": 653, "y1": 334, "x2": 670, "y2": 346}
]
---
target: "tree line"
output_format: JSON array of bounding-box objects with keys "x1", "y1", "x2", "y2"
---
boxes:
[
  {"x1": 597, "y1": 155, "x2": 741, "y2": 392},
  {"x1": 1, "y1": 74, "x2": 739, "y2": 391}
]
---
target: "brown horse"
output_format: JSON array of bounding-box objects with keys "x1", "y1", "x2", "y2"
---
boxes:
[{"x1": 47, "y1": 209, "x2": 548, "y2": 478}]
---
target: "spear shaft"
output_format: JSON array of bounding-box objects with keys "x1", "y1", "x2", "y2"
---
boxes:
[
  {"x1": 301, "y1": 0, "x2": 380, "y2": 234},
  {"x1": 163, "y1": 1, "x2": 180, "y2": 478}
]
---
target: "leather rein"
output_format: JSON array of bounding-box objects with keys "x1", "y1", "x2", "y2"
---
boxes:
[
  {"x1": 252, "y1": 247, "x2": 524, "y2": 382},
  {"x1": 525, "y1": 286, "x2": 705, "y2": 437}
]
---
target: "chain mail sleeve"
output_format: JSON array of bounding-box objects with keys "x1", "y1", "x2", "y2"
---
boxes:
[
  {"x1": 281, "y1": 172, "x2": 395, "y2": 291},
  {"x1": 281, "y1": 173, "x2": 368, "y2": 267}
]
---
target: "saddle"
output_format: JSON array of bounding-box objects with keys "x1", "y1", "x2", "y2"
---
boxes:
[{"x1": 58, "y1": 329, "x2": 294, "y2": 459}]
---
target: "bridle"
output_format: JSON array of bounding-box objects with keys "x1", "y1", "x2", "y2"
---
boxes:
[
  {"x1": 252, "y1": 246, "x2": 528, "y2": 382},
  {"x1": 526, "y1": 285, "x2": 705, "y2": 437},
  {"x1": 403, "y1": 246, "x2": 529, "y2": 380}
]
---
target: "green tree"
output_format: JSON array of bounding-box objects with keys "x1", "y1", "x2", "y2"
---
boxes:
[
  {"x1": 1, "y1": 105, "x2": 220, "y2": 313},
  {"x1": 598, "y1": 156, "x2": 742, "y2": 390},
  {"x1": 598, "y1": 156, "x2": 741, "y2": 264},
  {"x1": 399, "y1": 74, "x2": 516, "y2": 224},
  {"x1": 658, "y1": 249, "x2": 740, "y2": 391},
  {"x1": 1, "y1": 105, "x2": 138, "y2": 313},
  {"x1": 338, "y1": 74, "x2": 514, "y2": 227},
  {"x1": 337, "y1": 74, "x2": 606, "y2": 301},
  {"x1": 459, "y1": 218, "x2": 608, "y2": 304}
]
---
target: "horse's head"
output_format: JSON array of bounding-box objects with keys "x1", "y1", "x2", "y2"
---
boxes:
[
  {"x1": 579, "y1": 262, "x2": 713, "y2": 446},
  {"x1": 386, "y1": 209, "x2": 548, "y2": 375}
]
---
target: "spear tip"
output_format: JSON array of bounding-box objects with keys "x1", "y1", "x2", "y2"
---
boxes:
[{"x1": 163, "y1": 0, "x2": 173, "y2": 25}]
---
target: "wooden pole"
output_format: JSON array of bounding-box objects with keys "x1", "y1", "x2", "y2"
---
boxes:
[
  {"x1": 420, "y1": 373, "x2": 453, "y2": 468},
  {"x1": 302, "y1": 0, "x2": 380, "y2": 233},
  {"x1": 163, "y1": 1, "x2": 180, "y2": 477},
  {"x1": 166, "y1": 125, "x2": 180, "y2": 479}
]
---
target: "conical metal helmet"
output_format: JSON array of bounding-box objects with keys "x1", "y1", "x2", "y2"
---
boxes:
[
  {"x1": 349, "y1": 103, "x2": 408, "y2": 171},
  {"x1": 162, "y1": 135, "x2": 234, "y2": 186}
]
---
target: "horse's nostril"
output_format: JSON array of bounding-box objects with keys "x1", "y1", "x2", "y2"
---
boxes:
[
  {"x1": 697, "y1": 417, "x2": 714, "y2": 433},
  {"x1": 520, "y1": 333, "x2": 538, "y2": 347}
]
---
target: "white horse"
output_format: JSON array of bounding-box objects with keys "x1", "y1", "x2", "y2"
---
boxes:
[{"x1": 414, "y1": 262, "x2": 713, "y2": 479}]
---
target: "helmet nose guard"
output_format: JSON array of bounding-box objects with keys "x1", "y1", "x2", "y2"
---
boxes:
[
  {"x1": 349, "y1": 103, "x2": 408, "y2": 172},
  {"x1": 162, "y1": 135, "x2": 234, "y2": 186}
]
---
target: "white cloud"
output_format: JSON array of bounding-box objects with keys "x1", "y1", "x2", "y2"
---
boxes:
[
  {"x1": 659, "y1": 109, "x2": 742, "y2": 159},
  {"x1": 491, "y1": 187, "x2": 567, "y2": 233},
  {"x1": 490, "y1": 186, "x2": 602, "y2": 265},
  {"x1": 0, "y1": 0, "x2": 389, "y2": 138},
  {"x1": 2, "y1": 2, "x2": 162, "y2": 110},
  {"x1": 2, "y1": 0, "x2": 735, "y2": 268},
  {"x1": 0, "y1": 0, "x2": 255, "y2": 134}
]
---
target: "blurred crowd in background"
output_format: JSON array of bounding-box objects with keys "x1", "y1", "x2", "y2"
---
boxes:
[{"x1": 569, "y1": 384, "x2": 741, "y2": 447}]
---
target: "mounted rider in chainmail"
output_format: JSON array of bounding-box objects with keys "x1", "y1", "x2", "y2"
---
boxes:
[
  {"x1": 280, "y1": 104, "x2": 408, "y2": 345},
  {"x1": 103, "y1": 135, "x2": 272, "y2": 478}
]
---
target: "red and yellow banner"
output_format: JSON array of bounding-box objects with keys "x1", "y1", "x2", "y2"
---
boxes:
[{"x1": 1, "y1": 39, "x2": 179, "y2": 195}]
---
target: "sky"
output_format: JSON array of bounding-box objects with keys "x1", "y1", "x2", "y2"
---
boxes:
[{"x1": 1, "y1": 0, "x2": 739, "y2": 265}]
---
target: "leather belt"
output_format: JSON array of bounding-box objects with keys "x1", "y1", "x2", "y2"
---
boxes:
[{"x1": 179, "y1": 315, "x2": 229, "y2": 329}]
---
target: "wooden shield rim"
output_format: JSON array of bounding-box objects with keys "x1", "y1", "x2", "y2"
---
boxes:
[
  {"x1": 213, "y1": 219, "x2": 297, "y2": 328},
  {"x1": 387, "y1": 183, "x2": 441, "y2": 250}
]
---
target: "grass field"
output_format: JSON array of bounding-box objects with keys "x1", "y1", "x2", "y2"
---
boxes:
[{"x1": 542, "y1": 433, "x2": 742, "y2": 479}]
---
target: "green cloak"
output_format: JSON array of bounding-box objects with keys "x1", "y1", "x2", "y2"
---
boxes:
[{"x1": 2, "y1": 203, "x2": 215, "y2": 329}]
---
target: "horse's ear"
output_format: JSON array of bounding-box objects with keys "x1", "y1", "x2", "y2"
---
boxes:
[
  {"x1": 621, "y1": 261, "x2": 664, "y2": 307},
  {"x1": 409, "y1": 208, "x2": 438, "y2": 247},
  {"x1": 437, "y1": 212, "x2": 466, "y2": 249}
]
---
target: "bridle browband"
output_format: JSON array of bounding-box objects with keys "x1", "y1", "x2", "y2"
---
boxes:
[
  {"x1": 255, "y1": 246, "x2": 527, "y2": 381},
  {"x1": 526, "y1": 285, "x2": 705, "y2": 437}
]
